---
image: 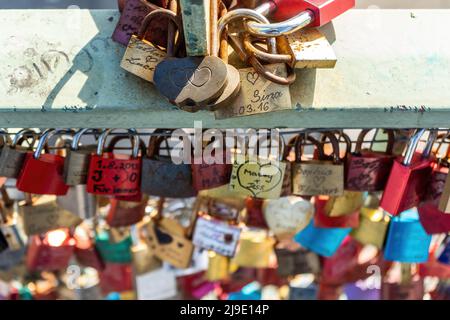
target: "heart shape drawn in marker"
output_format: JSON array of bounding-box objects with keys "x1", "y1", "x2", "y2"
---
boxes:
[
  {"x1": 313, "y1": 175, "x2": 326, "y2": 187},
  {"x1": 236, "y1": 160, "x2": 282, "y2": 197},
  {"x1": 246, "y1": 71, "x2": 259, "y2": 85}
]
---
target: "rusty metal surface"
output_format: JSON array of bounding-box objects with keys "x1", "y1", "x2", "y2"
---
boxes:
[{"x1": 0, "y1": 9, "x2": 449, "y2": 128}]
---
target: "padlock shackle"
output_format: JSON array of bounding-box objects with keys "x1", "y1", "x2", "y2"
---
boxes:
[
  {"x1": 33, "y1": 129, "x2": 74, "y2": 159},
  {"x1": 402, "y1": 129, "x2": 437, "y2": 166},
  {"x1": 355, "y1": 129, "x2": 395, "y2": 154},
  {"x1": 71, "y1": 128, "x2": 90, "y2": 150},
  {"x1": 97, "y1": 129, "x2": 140, "y2": 158},
  {"x1": 11, "y1": 129, "x2": 38, "y2": 149},
  {"x1": 245, "y1": 9, "x2": 314, "y2": 37},
  {"x1": 0, "y1": 129, "x2": 11, "y2": 147},
  {"x1": 216, "y1": 9, "x2": 276, "y2": 56}
]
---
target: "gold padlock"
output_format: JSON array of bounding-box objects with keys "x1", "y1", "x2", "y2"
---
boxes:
[
  {"x1": 206, "y1": 251, "x2": 232, "y2": 281},
  {"x1": 232, "y1": 229, "x2": 276, "y2": 268},
  {"x1": 131, "y1": 242, "x2": 162, "y2": 275},
  {"x1": 350, "y1": 206, "x2": 390, "y2": 249},
  {"x1": 324, "y1": 191, "x2": 364, "y2": 217}
]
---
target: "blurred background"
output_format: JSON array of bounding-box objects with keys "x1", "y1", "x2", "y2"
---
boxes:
[{"x1": 0, "y1": 0, "x2": 450, "y2": 9}]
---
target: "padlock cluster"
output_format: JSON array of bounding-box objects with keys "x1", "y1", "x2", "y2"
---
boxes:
[
  {"x1": 0, "y1": 128, "x2": 449, "y2": 300},
  {"x1": 114, "y1": 0, "x2": 354, "y2": 116}
]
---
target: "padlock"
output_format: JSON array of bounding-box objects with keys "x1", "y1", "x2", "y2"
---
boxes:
[
  {"x1": 380, "y1": 129, "x2": 437, "y2": 216},
  {"x1": 346, "y1": 129, "x2": 396, "y2": 191},
  {"x1": 245, "y1": 0, "x2": 355, "y2": 35},
  {"x1": 178, "y1": 270, "x2": 216, "y2": 299},
  {"x1": 143, "y1": 218, "x2": 194, "y2": 269},
  {"x1": 120, "y1": 6, "x2": 183, "y2": 83},
  {"x1": 232, "y1": 229, "x2": 275, "y2": 268},
  {"x1": 197, "y1": 196, "x2": 242, "y2": 222},
  {"x1": 99, "y1": 263, "x2": 133, "y2": 295},
  {"x1": 202, "y1": 1, "x2": 241, "y2": 111},
  {"x1": 292, "y1": 133, "x2": 344, "y2": 196},
  {"x1": 350, "y1": 205, "x2": 390, "y2": 249},
  {"x1": 294, "y1": 220, "x2": 351, "y2": 257},
  {"x1": 191, "y1": 132, "x2": 232, "y2": 191},
  {"x1": 323, "y1": 191, "x2": 364, "y2": 217},
  {"x1": 153, "y1": 10, "x2": 233, "y2": 112},
  {"x1": 263, "y1": 196, "x2": 313, "y2": 239},
  {"x1": 56, "y1": 185, "x2": 97, "y2": 221},
  {"x1": 21, "y1": 195, "x2": 82, "y2": 236},
  {"x1": 0, "y1": 203, "x2": 26, "y2": 252},
  {"x1": 280, "y1": 135, "x2": 298, "y2": 197},
  {"x1": 63, "y1": 128, "x2": 97, "y2": 186},
  {"x1": 417, "y1": 201, "x2": 450, "y2": 235},
  {"x1": 206, "y1": 251, "x2": 233, "y2": 281},
  {"x1": 87, "y1": 129, "x2": 141, "y2": 197},
  {"x1": 288, "y1": 274, "x2": 318, "y2": 300},
  {"x1": 192, "y1": 215, "x2": 241, "y2": 257},
  {"x1": 141, "y1": 129, "x2": 197, "y2": 198},
  {"x1": 112, "y1": 0, "x2": 169, "y2": 47},
  {"x1": 106, "y1": 194, "x2": 148, "y2": 227},
  {"x1": 437, "y1": 141, "x2": 450, "y2": 212},
  {"x1": 381, "y1": 277, "x2": 424, "y2": 300},
  {"x1": 73, "y1": 226, "x2": 105, "y2": 270},
  {"x1": 384, "y1": 209, "x2": 432, "y2": 263},
  {"x1": 0, "y1": 129, "x2": 11, "y2": 156},
  {"x1": 0, "y1": 129, "x2": 37, "y2": 178},
  {"x1": 314, "y1": 194, "x2": 360, "y2": 229},
  {"x1": 26, "y1": 228, "x2": 76, "y2": 271},
  {"x1": 245, "y1": 197, "x2": 268, "y2": 229},
  {"x1": 228, "y1": 132, "x2": 287, "y2": 199},
  {"x1": 2, "y1": 178, "x2": 27, "y2": 202},
  {"x1": 131, "y1": 241, "x2": 162, "y2": 275},
  {"x1": 16, "y1": 129, "x2": 70, "y2": 195},
  {"x1": 95, "y1": 230, "x2": 133, "y2": 263},
  {"x1": 275, "y1": 248, "x2": 320, "y2": 276}
]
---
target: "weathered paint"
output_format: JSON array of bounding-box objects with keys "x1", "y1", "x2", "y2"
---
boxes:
[{"x1": 0, "y1": 9, "x2": 449, "y2": 128}]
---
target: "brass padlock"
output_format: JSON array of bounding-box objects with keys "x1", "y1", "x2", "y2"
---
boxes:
[
  {"x1": 63, "y1": 128, "x2": 97, "y2": 186},
  {"x1": 276, "y1": 28, "x2": 337, "y2": 69},
  {"x1": 0, "y1": 129, "x2": 37, "y2": 178},
  {"x1": 131, "y1": 242, "x2": 162, "y2": 275},
  {"x1": 206, "y1": 251, "x2": 232, "y2": 281},
  {"x1": 232, "y1": 229, "x2": 276, "y2": 268},
  {"x1": 21, "y1": 195, "x2": 83, "y2": 236},
  {"x1": 350, "y1": 206, "x2": 390, "y2": 249},
  {"x1": 324, "y1": 191, "x2": 364, "y2": 217}
]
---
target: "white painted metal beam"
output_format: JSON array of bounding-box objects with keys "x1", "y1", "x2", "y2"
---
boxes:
[{"x1": 0, "y1": 9, "x2": 449, "y2": 128}]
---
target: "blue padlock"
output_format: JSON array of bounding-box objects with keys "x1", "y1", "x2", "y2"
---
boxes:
[
  {"x1": 384, "y1": 209, "x2": 431, "y2": 263},
  {"x1": 438, "y1": 238, "x2": 450, "y2": 265},
  {"x1": 294, "y1": 220, "x2": 351, "y2": 257},
  {"x1": 228, "y1": 282, "x2": 262, "y2": 300}
]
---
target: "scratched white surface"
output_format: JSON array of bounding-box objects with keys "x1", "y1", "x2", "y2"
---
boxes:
[{"x1": 0, "y1": 9, "x2": 449, "y2": 128}]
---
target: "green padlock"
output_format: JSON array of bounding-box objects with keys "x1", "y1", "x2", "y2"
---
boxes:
[{"x1": 95, "y1": 231, "x2": 132, "y2": 264}]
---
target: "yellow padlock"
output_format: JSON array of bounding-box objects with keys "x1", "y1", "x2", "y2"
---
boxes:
[
  {"x1": 232, "y1": 229, "x2": 276, "y2": 268},
  {"x1": 350, "y1": 207, "x2": 390, "y2": 249}
]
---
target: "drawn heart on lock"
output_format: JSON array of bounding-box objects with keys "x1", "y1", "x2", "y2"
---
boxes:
[
  {"x1": 154, "y1": 226, "x2": 173, "y2": 245},
  {"x1": 263, "y1": 196, "x2": 314, "y2": 237},
  {"x1": 153, "y1": 56, "x2": 228, "y2": 109},
  {"x1": 246, "y1": 71, "x2": 259, "y2": 85},
  {"x1": 313, "y1": 176, "x2": 326, "y2": 187},
  {"x1": 236, "y1": 160, "x2": 282, "y2": 197}
]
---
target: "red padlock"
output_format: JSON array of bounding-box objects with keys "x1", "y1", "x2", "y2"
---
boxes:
[
  {"x1": 380, "y1": 129, "x2": 436, "y2": 216},
  {"x1": 346, "y1": 129, "x2": 396, "y2": 192},
  {"x1": 99, "y1": 263, "x2": 133, "y2": 295},
  {"x1": 106, "y1": 193, "x2": 148, "y2": 227},
  {"x1": 314, "y1": 196, "x2": 359, "y2": 229},
  {"x1": 26, "y1": 228, "x2": 75, "y2": 271},
  {"x1": 245, "y1": 197, "x2": 269, "y2": 229},
  {"x1": 16, "y1": 129, "x2": 70, "y2": 195},
  {"x1": 87, "y1": 129, "x2": 142, "y2": 197},
  {"x1": 245, "y1": 0, "x2": 355, "y2": 37},
  {"x1": 73, "y1": 226, "x2": 105, "y2": 270}
]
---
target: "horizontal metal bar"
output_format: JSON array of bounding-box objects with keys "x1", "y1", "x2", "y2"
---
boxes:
[{"x1": 0, "y1": 9, "x2": 450, "y2": 128}]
